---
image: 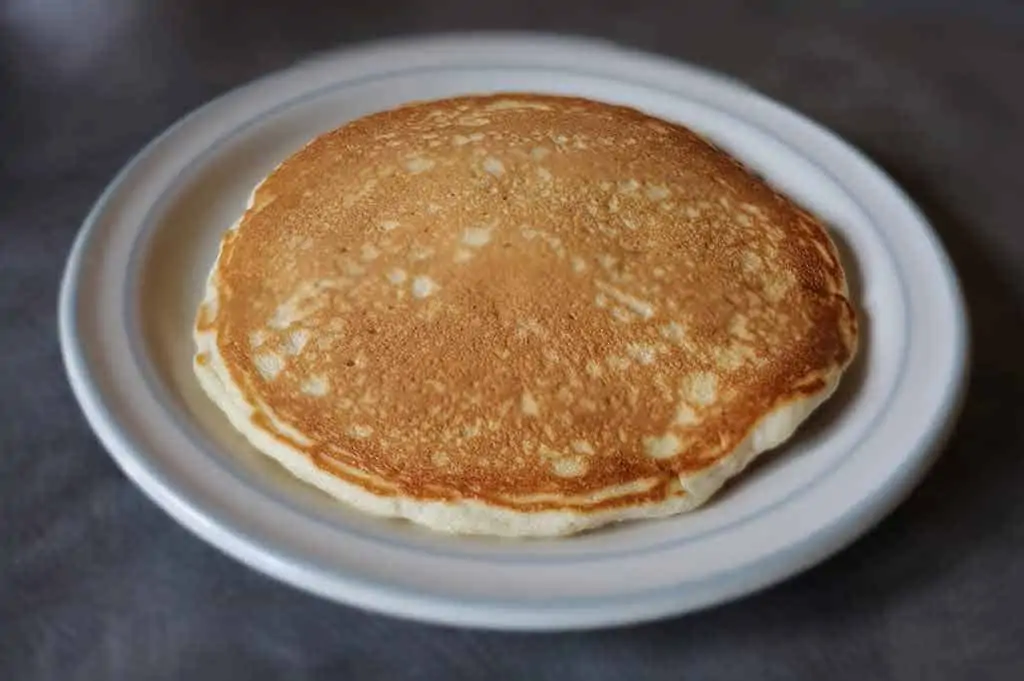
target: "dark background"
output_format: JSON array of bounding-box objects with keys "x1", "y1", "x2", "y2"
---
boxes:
[{"x1": 2, "y1": 1, "x2": 1023, "y2": 678}]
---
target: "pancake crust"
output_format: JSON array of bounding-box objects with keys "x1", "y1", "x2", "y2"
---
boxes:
[{"x1": 194, "y1": 94, "x2": 858, "y2": 537}]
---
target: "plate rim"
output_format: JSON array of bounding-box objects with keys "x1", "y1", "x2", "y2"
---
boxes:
[{"x1": 58, "y1": 31, "x2": 970, "y2": 630}]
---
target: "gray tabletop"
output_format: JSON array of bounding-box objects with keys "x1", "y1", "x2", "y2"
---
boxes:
[{"x1": 3, "y1": 1, "x2": 1023, "y2": 679}]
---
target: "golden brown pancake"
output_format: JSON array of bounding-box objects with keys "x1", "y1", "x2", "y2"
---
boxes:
[{"x1": 193, "y1": 94, "x2": 858, "y2": 537}]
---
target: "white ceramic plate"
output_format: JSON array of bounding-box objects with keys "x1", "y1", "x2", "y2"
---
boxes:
[{"x1": 59, "y1": 33, "x2": 968, "y2": 630}]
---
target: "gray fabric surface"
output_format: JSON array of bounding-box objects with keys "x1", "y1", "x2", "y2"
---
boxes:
[{"x1": 2, "y1": 1, "x2": 1023, "y2": 678}]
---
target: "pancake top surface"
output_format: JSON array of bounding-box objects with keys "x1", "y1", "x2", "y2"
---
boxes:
[{"x1": 197, "y1": 94, "x2": 857, "y2": 510}]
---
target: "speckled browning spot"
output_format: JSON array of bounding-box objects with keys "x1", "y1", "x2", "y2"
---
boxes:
[
  {"x1": 552, "y1": 456, "x2": 588, "y2": 478},
  {"x1": 349, "y1": 424, "x2": 374, "y2": 438},
  {"x1": 521, "y1": 391, "x2": 540, "y2": 417},
  {"x1": 462, "y1": 226, "x2": 492, "y2": 247},
  {"x1": 411, "y1": 275, "x2": 439, "y2": 299},
  {"x1": 482, "y1": 157, "x2": 505, "y2": 177},
  {"x1": 660, "y1": 321, "x2": 687, "y2": 345},
  {"x1": 626, "y1": 343, "x2": 658, "y2": 365},
  {"x1": 283, "y1": 329, "x2": 309, "y2": 356},
  {"x1": 249, "y1": 330, "x2": 267, "y2": 348},
  {"x1": 645, "y1": 184, "x2": 671, "y2": 201},
  {"x1": 684, "y1": 372, "x2": 719, "y2": 406},
  {"x1": 644, "y1": 433, "x2": 683, "y2": 460},
  {"x1": 300, "y1": 374, "x2": 329, "y2": 397},
  {"x1": 361, "y1": 243, "x2": 380, "y2": 261},
  {"x1": 404, "y1": 156, "x2": 435, "y2": 174},
  {"x1": 253, "y1": 352, "x2": 283, "y2": 381}
]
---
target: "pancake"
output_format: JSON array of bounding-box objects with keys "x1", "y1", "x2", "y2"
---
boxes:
[{"x1": 193, "y1": 94, "x2": 858, "y2": 537}]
